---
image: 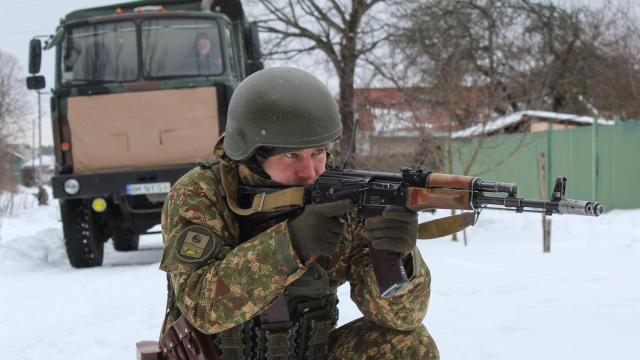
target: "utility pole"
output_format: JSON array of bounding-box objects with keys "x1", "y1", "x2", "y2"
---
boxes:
[
  {"x1": 539, "y1": 152, "x2": 551, "y2": 253},
  {"x1": 37, "y1": 89, "x2": 43, "y2": 186}
]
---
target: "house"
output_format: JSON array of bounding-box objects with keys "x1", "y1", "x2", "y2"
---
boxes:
[
  {"x1": 353, "y1": 86, "x2": 496, "y2": 169},
  {"x1": 352, "y1": 87, "x2": 615, "y2": 169},
  {"x1": 20, "y1": 154, "x2": 55, "y2": 187},
  {"x1": 4, "y1": 150, "x2": 25, "y2": 183},
  {"x1": 354, "y1": 88, "x2": 449, "y2": 156}
]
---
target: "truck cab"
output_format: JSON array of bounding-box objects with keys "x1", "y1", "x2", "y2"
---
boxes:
[{"x1": 26, "y1": 0, "x2": 262, "y2": 267}]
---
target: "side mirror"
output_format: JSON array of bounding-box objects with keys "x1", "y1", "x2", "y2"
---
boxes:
[
  {"x1": 246, "y1": 24, "x2": 262, "y2": 60},
  {"x1": 29, "y1": 38, "x2": 42, "y2": 74},
  {"x1": 26, "y1": 75, "x2": 46, "y2": 90},
  {"x1": 246, "y1": 60, "x2": 264, "y2": 75}
]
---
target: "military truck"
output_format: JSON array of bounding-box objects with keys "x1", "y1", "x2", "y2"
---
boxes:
[{"x1": 26, "y1": 0, "x2": 262, "y2": 268}]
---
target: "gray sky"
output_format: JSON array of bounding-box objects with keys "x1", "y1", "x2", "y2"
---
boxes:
[
  {"x1": 1, "y1": 0, "x2": 637, "y2": 146},
  {"x1": 1, "y1": 0, "x2": 119, "y2": 146}
]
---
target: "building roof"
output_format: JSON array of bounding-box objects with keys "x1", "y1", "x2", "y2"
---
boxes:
[
  {"x1": 354, "y1": 87, "x2": 453, "y2": 136},
  {"x1": 21, "y1": 155, "x2": 55, "y2": 170},
  {"x1": 452, "y1": 110, "x2": 616, "y2": 138},
  {"x1": 368, "y1": 108, "x2": 448, "y2": 137},
  {"x1": 7, "y1": 151, "x2": 25, "y2": 162}
]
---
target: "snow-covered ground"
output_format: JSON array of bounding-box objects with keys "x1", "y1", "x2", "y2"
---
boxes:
[{"x1": 0, "y1": 187, "x2": 638, "y2": 360}]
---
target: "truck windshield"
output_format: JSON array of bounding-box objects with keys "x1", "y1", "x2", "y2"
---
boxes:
[
  {"x1": 142, "y1": 18, "x2": 223, "y2": 78},
  {"x1": 60, "y1": 18, "x2": 223, "y2": 85},
  {"x1": 61, "y1": 21, "x2": 137, "y2": 84}
]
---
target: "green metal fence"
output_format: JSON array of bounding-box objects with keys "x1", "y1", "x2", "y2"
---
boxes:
[{"x1": 450, "y1": 120, "x2": 640, "y2": 211}]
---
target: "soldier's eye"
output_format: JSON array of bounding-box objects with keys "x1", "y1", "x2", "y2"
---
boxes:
[{"x1": 283, "y1": 153, "x2": 297, "y2": 159}]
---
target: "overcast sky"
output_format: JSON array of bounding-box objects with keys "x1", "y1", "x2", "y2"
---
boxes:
[
  {"x1": 1, "y1": 0, "x2": 121, "y2": 146},
  {"x1": 1, "y1": 0, "x2": 637, "y2": 147}
]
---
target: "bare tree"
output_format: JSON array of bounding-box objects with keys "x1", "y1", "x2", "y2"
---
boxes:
[
  {"x1": 252, "y1": 0, "x2": 396, "y2": 160},
  {"x1": 581, "y1": 1, "x2": 640, "y2": 119},
  {"x1": 0, "y1": 50, "x2": 29, "y2": 191},
  {"x1": 507, "y1": 0, "x2": 640, "y2": 118},
  {"x1": 388, "y1": 0, "x2": 535, "y2": 242}
]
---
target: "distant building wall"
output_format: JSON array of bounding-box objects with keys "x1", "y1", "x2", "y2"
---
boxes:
[{"x1": 530, "y1": 121, "x2": 577, "y2": 132}]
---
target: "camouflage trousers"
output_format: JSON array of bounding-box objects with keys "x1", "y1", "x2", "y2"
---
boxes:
[{"x1": 326, "y1": 318, "x2": 439, "y2": 360}]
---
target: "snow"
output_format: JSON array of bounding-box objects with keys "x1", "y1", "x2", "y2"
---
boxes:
[
  {"x1": 1, "y1": 187, "x2": 638, "y2": 360},
  {"x1": 452, "y1": 110, "x2": 616, "y2": 138}
]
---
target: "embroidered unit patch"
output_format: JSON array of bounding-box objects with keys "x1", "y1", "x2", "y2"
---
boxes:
[{"x1": 176, "y1": 225, "x2": 219, "y2": 262}]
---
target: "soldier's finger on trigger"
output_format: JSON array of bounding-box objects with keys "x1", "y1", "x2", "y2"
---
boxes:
[
  {"x1": 365, "y1": 216, "x2": 408, "y2": 229},
  {"x1": 366, "y1": 228, "x2": 406, "y2": 239},
  {"x1": 315, "y1": 199, "x2": 354, "y2": 217}
]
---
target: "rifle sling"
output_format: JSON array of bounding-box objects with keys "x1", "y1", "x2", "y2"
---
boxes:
[
  {"x1": 417, "y1": 212, "x2": 478, "y2": 239},
  {"x1": 219, "y1": 160, "x2": 305, "y2": 216}
]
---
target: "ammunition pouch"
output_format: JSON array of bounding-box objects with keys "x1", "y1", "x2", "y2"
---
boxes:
[
  {"x1": 291, "y1": 297, "x2": 335, "y2": 360},
  {"x1": 136, "y1": 315, "x2": 220, "y2": 360},
  {"x1": 213, "y1": 265, "x2": 337, "y2": 360}
]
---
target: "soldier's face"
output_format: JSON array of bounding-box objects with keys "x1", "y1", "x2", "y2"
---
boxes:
[
  {"x1": 262, "y1": 147, "x2": 327, "y2": 186},
  {"x1": 197, "y1": 38, "x2": 211, "y2": 55}
]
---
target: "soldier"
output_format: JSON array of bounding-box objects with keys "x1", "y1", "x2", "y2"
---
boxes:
[
  {"x1": 180, "y1": 32, "x2": 223, "y2": 75},
  {"x1": 159, "y1": 67, "x2": 439, "y2": 359}
]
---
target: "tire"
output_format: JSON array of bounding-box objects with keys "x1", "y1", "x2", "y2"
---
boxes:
[
  {"x1": 112, "y1": 230, "x2": 140, "y2": 252},
  {"x1": 60, "y1": 200, "x2": 106, "y2": 268}
]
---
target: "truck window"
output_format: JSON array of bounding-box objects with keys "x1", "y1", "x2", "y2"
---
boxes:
[
  {"x1": 61, "y1": 21, "x2": 137, "y2": 84},
  {"x1": 141, "y1": 18, "x2": 223, "y2": 78}
]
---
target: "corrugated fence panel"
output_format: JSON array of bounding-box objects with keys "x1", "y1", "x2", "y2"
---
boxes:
[{"x1": 450, "y1": 120, "x2": 640, "y2": 211}]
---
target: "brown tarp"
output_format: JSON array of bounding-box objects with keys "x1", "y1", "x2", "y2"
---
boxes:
[{"x1": 67, "y1": 87, "x2": 219, "y2": 173}]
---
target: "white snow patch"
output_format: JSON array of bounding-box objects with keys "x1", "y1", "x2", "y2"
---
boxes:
[{"x1": 0, "y1": 187, "x2": 638, "y2": 360}]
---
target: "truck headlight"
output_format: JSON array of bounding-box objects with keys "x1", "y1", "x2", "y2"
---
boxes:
[{"x1": 64, "y1": 179, "x2": 80, "y2": 195}]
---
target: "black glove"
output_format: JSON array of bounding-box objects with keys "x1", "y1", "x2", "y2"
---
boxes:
[
  {"x1": 288, "y1": 199, "x2": 354, "y2": 260},
  {"x1": 364, "y1": 206, "x2": 418, "y2": 256}
]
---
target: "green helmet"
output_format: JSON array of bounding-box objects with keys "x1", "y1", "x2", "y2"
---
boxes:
[{"x1": 223, "y1": 67, "x2": 342, "y2": 161}]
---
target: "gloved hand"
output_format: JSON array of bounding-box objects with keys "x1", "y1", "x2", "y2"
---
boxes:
[
  {"x1": 288, "y1": 199, "x2": 354, "y2": 260},
  {"x1": 364, "y1": 206, "x2": 418, "y2": 256}
]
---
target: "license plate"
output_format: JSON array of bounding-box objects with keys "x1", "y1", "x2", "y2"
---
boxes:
[{"x1": 125, "y1": 182, "x2": 171, "y2": 195}]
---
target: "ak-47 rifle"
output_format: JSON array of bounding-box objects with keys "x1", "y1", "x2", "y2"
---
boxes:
[{"x1": 236, "y1": 167, "x2": 603, "y2": 298}]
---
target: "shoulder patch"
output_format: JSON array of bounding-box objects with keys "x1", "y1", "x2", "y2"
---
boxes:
[{"x1": 176, "y1": 225, "x2": 220, "y2": 263}]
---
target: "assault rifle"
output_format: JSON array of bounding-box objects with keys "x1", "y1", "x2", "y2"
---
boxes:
[{"x1": 237, "y1": 167, "x2": 603, "y2": 298}]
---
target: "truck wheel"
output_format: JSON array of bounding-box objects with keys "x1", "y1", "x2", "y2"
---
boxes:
[
  {"x1": 60, "y1": 200, "x2": 106, "y2": 268},
  {"x1": 112, "y1": 231, "x2": 140, "y2": 251}
]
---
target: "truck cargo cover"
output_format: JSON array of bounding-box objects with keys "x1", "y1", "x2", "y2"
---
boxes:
[{"x1": 67, "y1": 87, "x2": 219, "y2": 173}]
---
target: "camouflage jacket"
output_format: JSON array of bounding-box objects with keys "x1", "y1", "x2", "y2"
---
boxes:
[{"x1": 159, "y1": 152, "x2": 432, "y2": 336}]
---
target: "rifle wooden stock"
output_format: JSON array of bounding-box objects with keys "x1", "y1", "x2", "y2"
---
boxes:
[{"x1": 406, "y1": 187, "x2": 473, "y2": 211}]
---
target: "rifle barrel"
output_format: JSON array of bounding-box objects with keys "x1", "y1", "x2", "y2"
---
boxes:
[{"x1": 475, "y1": 195, "x2": 603, "y2": 216}]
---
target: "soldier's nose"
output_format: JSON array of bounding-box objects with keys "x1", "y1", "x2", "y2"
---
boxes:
[{"x1": 297, "y1": 158, "x2": 316, "y2": 181}]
